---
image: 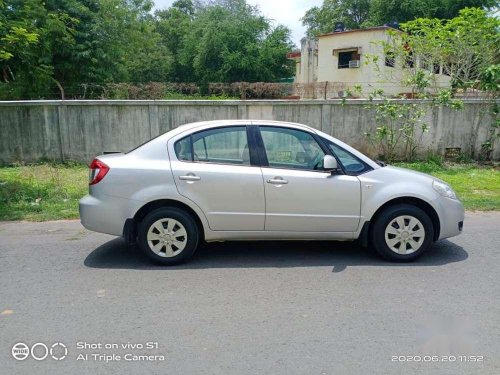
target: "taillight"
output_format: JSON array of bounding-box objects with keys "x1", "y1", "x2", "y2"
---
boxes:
[{"x1": 89, "y1": 159, "x2": 110, "y2": 185}]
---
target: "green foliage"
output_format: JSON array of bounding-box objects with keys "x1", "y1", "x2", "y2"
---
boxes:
[
  {"x1": 368, "y1": 9, "x2": 498, "y2": 98},
  {"x1": 0, "y1": 1, "x2": 40, "y2": 63},
  {"x1": 479, "y1": 102, "x2": 499, "y2": 161},
  {"x1": 302, "y1": 0, "x2": 499, "y2": 35},
  {"x1": 176, "y1": 0, "x2": 294, "y2": 84},
  {"x1": 359, "y1": 9, "x2": 500, "y2": 161},
  {"x1": 155, "y1": 0, "x2": 195, "y2": 82},
  {"x1": 0, "y1": 0, "x2": 294, "y2": 99},
  {"x1": 478, "y1": 65, "x2": 500, "y2": 161},
  {"x1": 480, "y1": 64, "x2": 500, "y2": 92},
  {"x1": 370, "y1": 0, "x2": 499, "y2": 26},
  {"x1": 0, "y1": 163, "x2": 88, "y2": 221},
  {"x1": 433, "y1": 89, "x2": 464, "y2": 110},
  {"x1": 302, "y1": 0, "x2": 371, "y2": 36},
  {"x1": 91, "y1": 81, "x2": 289, "y2": 99},
  {"x1": 401, "y1": 8, "x2": 500, "y2": 91},
  {"x1": 98, "y1": 82, "x2": 239, "y2": 100},
  {"x1": 398, "y1": 9, "x2": 499, "y2": 160},
  {"x1": 364, "y1": 99, "x2": 429, "y2": 162}
]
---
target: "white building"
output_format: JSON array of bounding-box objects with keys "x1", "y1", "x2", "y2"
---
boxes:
[{"x1": 288, "y1": 26, "x2": 451, "y2": 98}]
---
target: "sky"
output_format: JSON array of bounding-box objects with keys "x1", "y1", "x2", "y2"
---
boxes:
[{"x1": 153, "y1": 0, "x2": 324, "y2": 47}]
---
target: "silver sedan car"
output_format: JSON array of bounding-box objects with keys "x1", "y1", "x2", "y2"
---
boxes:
[{"x1": 79, "y1": 120, "x2": 464, "y2": 264}]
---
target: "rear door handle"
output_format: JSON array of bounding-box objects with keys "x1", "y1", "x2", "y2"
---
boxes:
[
  {"x1": 267, "y1": 178, "x2": 288, "y2": 185},
  {"x1": 179, "y1": 174, "x2": 201, "y2": 181}
]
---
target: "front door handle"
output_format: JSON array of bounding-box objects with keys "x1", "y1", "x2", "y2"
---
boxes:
[
  {"x1": 267, "y1": 178, "x2": 288, "y2": 185},
  {"x1": 179, "y1": 174, "x2": 201, "y2": 181}
]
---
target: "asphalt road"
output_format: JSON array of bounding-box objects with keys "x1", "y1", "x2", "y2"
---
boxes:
[{"x1": 1, "y1": 212, "x2": 499, "y2": 375}]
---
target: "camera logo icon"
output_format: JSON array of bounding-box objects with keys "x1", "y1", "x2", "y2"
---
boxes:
[
  {"x1": 11, "y1": 343, "x2": 30, "y2": 361},
  {"x1": 11, "y1": 342, "x2": 67, "y2": 361}
]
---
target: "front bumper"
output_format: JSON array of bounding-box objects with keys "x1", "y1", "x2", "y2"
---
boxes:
[{"x1": 435, "y1": 196, "x2": 465, "y2": 240}]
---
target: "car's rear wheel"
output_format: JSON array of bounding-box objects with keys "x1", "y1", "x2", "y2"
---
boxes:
[
  {"x1": 138, "y1": 207, "x2": 199, "y2": 265},
  {"x1": 371, "y1": 204, "x2": 434, "y2": 262}
]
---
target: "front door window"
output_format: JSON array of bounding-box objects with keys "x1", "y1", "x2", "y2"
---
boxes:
[{"x1": 260, "y1": 127, "x2": 326, "y2": 171}]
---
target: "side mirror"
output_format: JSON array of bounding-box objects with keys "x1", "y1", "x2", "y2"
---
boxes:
[{"x1": 323, "y1": 155, "x2": 338, "y2": 172}]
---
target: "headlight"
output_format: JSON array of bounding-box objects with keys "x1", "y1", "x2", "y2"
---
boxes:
[{"x1": 433, "y1": 180, "x2": 457, "y2": 200}]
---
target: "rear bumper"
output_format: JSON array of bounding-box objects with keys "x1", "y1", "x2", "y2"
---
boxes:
[{"x1": 79, "y1": 194, "x2": 130, "y2": 236}]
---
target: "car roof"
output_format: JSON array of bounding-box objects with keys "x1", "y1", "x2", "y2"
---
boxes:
[{"x1": 174, "y1": 119, "x2": 315, "y2": 133}]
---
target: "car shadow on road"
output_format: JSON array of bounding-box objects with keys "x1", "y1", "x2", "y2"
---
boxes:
[{"x1": 84, "y1": 238, "x2": 468, "y2": 272}]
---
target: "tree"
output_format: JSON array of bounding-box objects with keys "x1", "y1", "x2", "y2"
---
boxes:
[
  {"x1": 258, "y1": 25, "x2": 295, "y2": 81},
  {"x1": 302, "y1": 0, "x2": 371, "y2": 36},
  {"x1": 478, "y1": 64, "x2": 499, "y2": 160},
  {"x1": 359, "y1": 8, "x2": 499, "y2": 161},
  {"x1": 401, "y1": 8, "x2": 500, "y2": 91},
  {"x1": 1, "y1": 0, "x2": 294, "y2": 99},
  {"x1": 302, "y1": 0, "x2": 499, "y2": 36},
  {"x1": 1, "y1": 0, "x2": 173, "y2": 99},
  {"x1": 0, "y1": 0, "x2": 77, "y2": 99},
  {"x1": 155, "y1": 0, "x2": 196, "y2": 82},
  {"x1": 177, "y1": 0, "x2": 293, "y2": 83},
  {"x1": 0, "y1": 1, "x2": 39, "y2": 65},
  {"x1": 370, "y1": 0, "x2": 499, "y2": 26},
  {"x1": 58, "y1": 0, "x2": 171, "y2": 85}
]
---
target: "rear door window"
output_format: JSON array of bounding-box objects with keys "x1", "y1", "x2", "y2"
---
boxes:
[{"x1": 174, "y1": 126, "x2": 250, "y2": 166}]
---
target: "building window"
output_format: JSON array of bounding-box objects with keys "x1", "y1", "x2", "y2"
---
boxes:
[
  {"x1": 420, "y1": 60, "x2": 430, "y2": 71},
  {"x1": 404, "y1": 51, "x2": 415, "y2": 68},
  {"x1": 443, "y1": 63, "x2": 451, "y2": 76},
  {"x1": 338, "y1": 51, "x2": 359, "y2": 69},
  {"x1": 385, "y1": 51, "x2": 395, "y2": 68}
]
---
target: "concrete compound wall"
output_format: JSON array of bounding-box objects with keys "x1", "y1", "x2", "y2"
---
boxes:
[{"x1": 0, "y1": 99, "x2": 497, "y2": 164}]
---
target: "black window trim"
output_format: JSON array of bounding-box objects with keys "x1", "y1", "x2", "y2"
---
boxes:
[
  {"x1": 174, "y1": 123, "x2": 373, "y2": 176},
  {"x1": 174, "y1": 124, "x2": 259, "y2": 167}
]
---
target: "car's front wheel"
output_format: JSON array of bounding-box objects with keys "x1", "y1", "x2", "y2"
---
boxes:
[
  {"x1": 138, "y1": 207, "x2": 199, "y2": 265},
  {"x1": 371, "y1": 204, "x2": 434, "y2": 262}
]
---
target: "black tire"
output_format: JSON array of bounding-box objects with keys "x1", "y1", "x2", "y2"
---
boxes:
[
  {"x1": 371, "y1": 204, "x2": 434, "y2": 262},
  {"x1": 137, "y1": 207, "x2": 199, "y2": 265}
]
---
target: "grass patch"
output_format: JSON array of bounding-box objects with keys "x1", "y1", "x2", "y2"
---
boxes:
[
  {"x1": 0, "y1": 163, "x2": 88, "y2": 221},
  {"x1": 0, "y1": 161, "x2": 498, "y2": 221},
  {"x1": 394, "y1": 161, "x2": 500, "y2": 211}
]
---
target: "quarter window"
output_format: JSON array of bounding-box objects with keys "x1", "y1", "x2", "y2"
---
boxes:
[
  {"x1": 174, "y1": 136, "x2": 192, "y2": 161},
  {"x1": 260, "y1": 127, "x2": 326, "y2": 171},
  {"x1": 326, "y1": 141, "x2": 371, "y2": 175}
]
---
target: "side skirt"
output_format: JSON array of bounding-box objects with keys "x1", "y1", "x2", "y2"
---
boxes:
[{"x1": 204, "y1": 230, "x2": 356, "y2": 242}]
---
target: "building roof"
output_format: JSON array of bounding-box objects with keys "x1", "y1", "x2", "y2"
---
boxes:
[
  {"x1": 318, "y1": 26, "x2": 398, "y2": 38},
  {"x1": 286, "y1": 51, "x2": 301, "y2": 59}
]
